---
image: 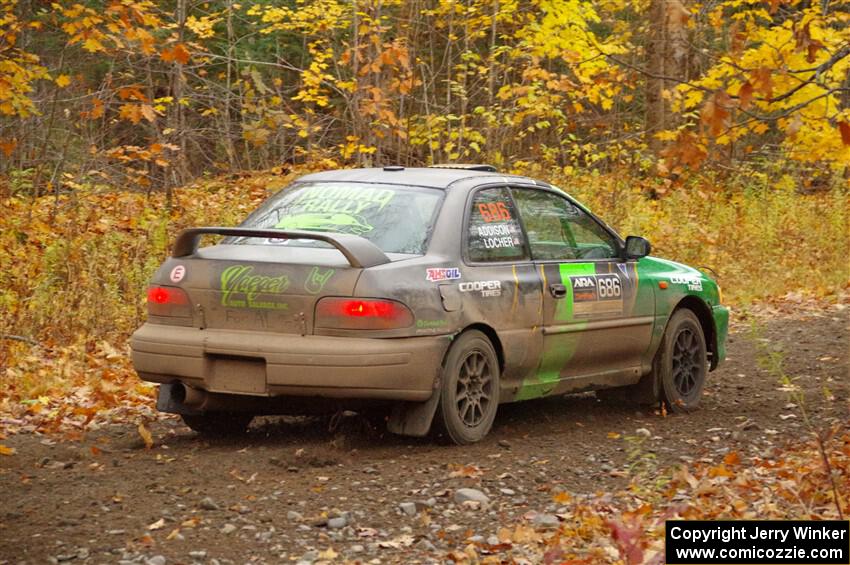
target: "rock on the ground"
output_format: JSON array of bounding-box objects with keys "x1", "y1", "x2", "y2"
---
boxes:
[
  {"x1": 287, "y1": 510, "x2": 304, "y2": 522},
  {"x1": 454, "y1": 488, "x2": 490, "y2": 506},
  {"x1": 531, "y1": 513, "x2": 560, "y2": 529},
  {"x1": 199, "y1": 497, "x2": 219, "y2": 511},
  {"x1": 399, "y1": 502, "x2": 417, "y2": 516}
]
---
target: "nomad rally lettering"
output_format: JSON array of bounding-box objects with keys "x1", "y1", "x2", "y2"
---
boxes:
[{"x1": 291, "y1": 185, "x2": 394, "y2": 215}]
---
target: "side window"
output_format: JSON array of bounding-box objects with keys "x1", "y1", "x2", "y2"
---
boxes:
[
  {"x1": 467, "y1": 188, "x2": 527, "y2": 262},
  {"x1": 511, "y1": 188, "x2": 618, "y2": 260}
]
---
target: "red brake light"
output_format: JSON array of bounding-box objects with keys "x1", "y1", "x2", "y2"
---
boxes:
[
  {"x1": 315, "y1": 298, "x2": 414, "y2": 330},
  {"x1": 147, "y1": 285, "x2": 191, "y2": 317}
]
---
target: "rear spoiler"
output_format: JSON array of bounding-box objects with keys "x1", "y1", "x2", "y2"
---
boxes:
[{"x1": 172, "y1": 227, "x2": 391, "y2": 269}]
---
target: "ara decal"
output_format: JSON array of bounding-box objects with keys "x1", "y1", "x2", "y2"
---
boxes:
[
  {"x1": 569, "y1": 273, "x2": 623, "y2": 317},
  {"x1": 426, "y1": 267, "x2": 461, "y2": 282}
]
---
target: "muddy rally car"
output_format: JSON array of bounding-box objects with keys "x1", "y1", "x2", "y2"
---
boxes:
[{"x1": 131, "y1": 165, "x2": 729, "y2": 444}]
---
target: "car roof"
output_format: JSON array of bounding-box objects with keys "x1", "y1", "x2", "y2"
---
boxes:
[{"x1": 294, "y1": 167, "x2": 544, "y2": 190}]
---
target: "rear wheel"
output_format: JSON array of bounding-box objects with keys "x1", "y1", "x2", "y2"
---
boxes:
[
  {"x1": 181, "y1": 413, "x2": 253, "y2": 436},
  {"x1": 658, "y1": 309, "x2": 707, "y2": 412},
  {"x1": 434, "y1": 330, "x2": 500, "y2": 445}
]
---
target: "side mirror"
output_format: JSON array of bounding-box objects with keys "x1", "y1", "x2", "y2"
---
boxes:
[{"x1": 624, "y1": 235, "x2": 651, "y2": 259}]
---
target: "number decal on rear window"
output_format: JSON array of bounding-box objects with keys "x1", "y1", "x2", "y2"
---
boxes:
[
  {"x1": 467, "y1": 189, "x2": 527, "y2": 262},
  {"x1": 477, "y1": 202, "x2": 512, "y2": 223}
]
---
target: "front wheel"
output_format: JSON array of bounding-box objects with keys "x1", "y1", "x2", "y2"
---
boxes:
[
  {"x1": 181, "y1": 413, "x2": 253, "y2": 436},
  {"x1": 434, "y1": 330, "x2": 500, "y2": 445},
  {"x1": 658, "y1": 309, "x2": 707, "y2": 412}
]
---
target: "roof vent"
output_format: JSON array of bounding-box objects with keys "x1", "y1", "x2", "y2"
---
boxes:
[{"x1": 428, "y1": 164, "x2": 497, "y2": 173}]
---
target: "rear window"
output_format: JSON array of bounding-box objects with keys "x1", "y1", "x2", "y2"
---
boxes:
[{"x1": 232, "y1": 182, "x2": 443, "y2": 255}]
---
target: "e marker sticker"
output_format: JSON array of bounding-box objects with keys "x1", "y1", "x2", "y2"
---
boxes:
[{"x1": 170, "y1": 265, "x2": 186, "y2": 283}]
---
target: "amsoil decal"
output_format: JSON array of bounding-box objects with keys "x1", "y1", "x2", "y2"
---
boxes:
[
  {"x1": 570, "y1": 273, "x2": 623, "y2": 316},
  {"x1": 426, "y1": 268, "x2": 461, "y2": 282},
  {"x1": 670, "y1": 274, "x2": 703, "y2": 291},
  {"x1": 459, "y1": 280, "x2": 502, "y2": 297},
  {"x1": 220, "y1": 265, "x2": 290, "y2": 309}
]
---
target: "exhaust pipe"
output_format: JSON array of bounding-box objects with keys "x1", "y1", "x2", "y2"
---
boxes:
[
  {"x1": 159, "y1": 381, "x2": 333, "y2": 416},
  {"x1": 173, "y1": 382, "x2": 207, "y2": 407},
  {"x1": 157, "y1": 382, "x2": 209, "y2": 414}
]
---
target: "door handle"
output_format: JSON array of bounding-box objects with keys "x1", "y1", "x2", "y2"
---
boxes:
[{"x1": 549, "y1": 283, "x2": 567, "y2": 299}]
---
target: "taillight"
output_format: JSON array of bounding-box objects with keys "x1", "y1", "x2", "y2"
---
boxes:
[
  {"x1": 315, "y1": 298, "x2": 414, "y2": 330},
  {"x1": 147, "y1": 285, "x2": 191, "y2": 318}
]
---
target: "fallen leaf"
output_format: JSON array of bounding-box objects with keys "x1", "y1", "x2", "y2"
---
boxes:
[
  {"x1": 148, "y1": 518, "x2": 166, "y2": 531},
  {"x1": 0, "y1": 445, "x2": 16, "y2": 456},
  {"x1": 139, "y1": 534, "x2": 155, "y2": 546},
  {"x1": 449, "y1": 464, "x2": 483, "y2": 478},
  {"x1": 138, "y1": 423, "x2": 153, "y2": 449}
]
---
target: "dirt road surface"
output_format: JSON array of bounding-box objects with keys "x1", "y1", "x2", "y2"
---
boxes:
[{"x1": 1, "y1": 306, "x2": 847, "y2": 564}]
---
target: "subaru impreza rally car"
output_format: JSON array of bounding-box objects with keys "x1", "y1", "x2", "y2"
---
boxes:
[{"x1": 131, "y1": 165, "x2": 729, "y2": 444}]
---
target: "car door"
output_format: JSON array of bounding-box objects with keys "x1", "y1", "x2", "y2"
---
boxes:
[
  {"x1": 461, "y1": 186, "x2": 544, "y2": 401},
  {"x1": 510, "y1": 186, "x2": 654, "y2": 399}
]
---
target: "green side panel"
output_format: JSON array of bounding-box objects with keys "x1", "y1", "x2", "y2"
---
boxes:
[
  {"x1": 712, "y1": 304, "x2": 729, "y2": 365},
  {"x1": 515, "y1": 262, "x2": 595, "y2": 401}
]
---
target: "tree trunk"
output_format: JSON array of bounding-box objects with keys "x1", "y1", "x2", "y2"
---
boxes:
[
  {"x1": 169, "y1": 0, "x2": 189, "y2": 201},
  {"x1": 645, "y1": 0, "x2": 690, "y2": 154}
]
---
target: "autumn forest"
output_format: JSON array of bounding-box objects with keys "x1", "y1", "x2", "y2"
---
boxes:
[
  {"x1": 0, "y1": 0, "x2": 848, "y2": 562},
  {"x1": 2, "y1": 0, "x2": 849, "y2": 187}
]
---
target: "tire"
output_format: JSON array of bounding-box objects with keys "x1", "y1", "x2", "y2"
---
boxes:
[
  {"x1": 657, "y1": 309, "x2": 707, "y2": 413},
  {"x1": 434, "y1": 330, "x2": 500, "y2": 445},
  {"x1": 181, "y1": 412, "x2": 253, "y2": 436}
]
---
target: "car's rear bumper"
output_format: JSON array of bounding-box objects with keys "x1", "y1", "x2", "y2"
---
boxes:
[{"x1": 130, "y1": 323, "x2": 450, "y2": 402}]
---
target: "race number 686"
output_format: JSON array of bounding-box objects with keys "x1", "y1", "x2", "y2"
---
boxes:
[{"x1": 598, "y1": 276, "x2": 621, "y2": 298}]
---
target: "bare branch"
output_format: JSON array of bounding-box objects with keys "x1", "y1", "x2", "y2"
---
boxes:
[{"x1": 0, "y1": 334, "x2": 38, "y2": 346}]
